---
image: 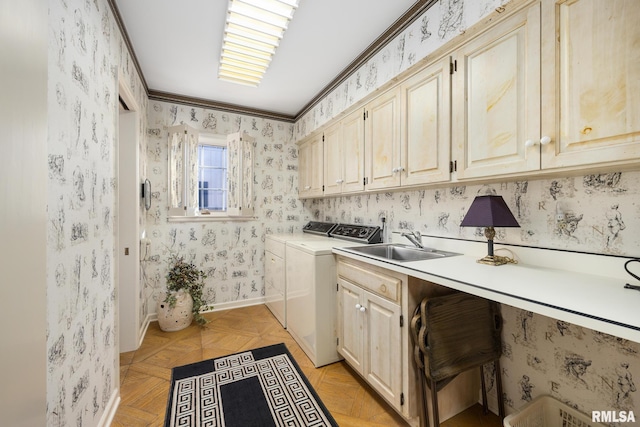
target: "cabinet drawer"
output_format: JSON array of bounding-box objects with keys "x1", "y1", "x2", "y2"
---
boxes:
[
  {"x1": 265, "y1": 237, "x2": 285, "y2": 258},
  {"x1": 338, "y1": 260, "x2": 400, "y2": 302}
]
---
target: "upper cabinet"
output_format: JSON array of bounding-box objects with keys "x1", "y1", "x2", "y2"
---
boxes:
[
  {"x1": 297, "y1": 0, "x2": 640, "y2": 197},
  {"x1": 452, "y1": 2, "x2": 541, "y2": 179},
  {"x1": 454, "y1": 0, "x2": 640, "y2": 180},
  {"x1": 540, "y1": 0, "x2": 640, "y2": 169},
  {"x1": 364, "y1": 57, "x2": 452, "y2": 191},
  {"x1": 298, "y1": 132, "x2": 323, "y2": 199},
  {"x1": 400, "y1": 57, "x2": 452, "y2": 186},
  {"x1": 364, "y1": 87, "x2": 402, "y2": 190},
  {"x1": 324, "y1": 109, "x2": 365, "y2": 196}
]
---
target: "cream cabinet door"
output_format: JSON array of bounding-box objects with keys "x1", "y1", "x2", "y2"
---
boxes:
[
  {"x1": 453, "y1": 2, "x2": 541, "y2": 179},
  {"x1": 308, "y1": 134, "x2": 324, "y2": 197},
  {"x1": 363, "y1": 290, "x2": 402, "y2": 411},
  {"x1": 341, "y1": 108, "x2": 366, "y2": 193},
  {"x1": 297, "y1": 139, "x2": 311, "y2": 198},
  {"x1": 323, "y1": 122, "x2": 343, "y2": 196},
  {"x1": 541, "y1": 0, "x2": 640, "y2": 169},
  {"x1": 337, "y1": 278, "x2": 364, "y2": 374},
  {"x1": 323, "y1": 110, "x2": 365, "y2": 195},
  {"x1": 298, "y1": 133, "x2": 323, "y2": 198},
  {"x1": 365, "y1": 87, "x2": 402, "y2": 190},
  {"x1": 400, "y1": 57, "x2": 452, "y2": 186}
]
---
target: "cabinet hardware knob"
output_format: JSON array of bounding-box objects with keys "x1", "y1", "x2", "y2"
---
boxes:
[
  {"x1": 355, "y1": 303, "x2": 362, "y2": 309},
  {"x1": 392, "y1": 167, "x2": 398, "y2": 173},
  {"x1": 525, "y1": 137, "x2": 551, "y2": 147},
  {"x1": 336, "y1": 179, "x2": 344, "y2": 184},
  {"x1": 379, "y1": 284, "x2": 387, "y2": 292},
  {"x1": 360, "y1": 306, "x2": 366, "y2": 312}
]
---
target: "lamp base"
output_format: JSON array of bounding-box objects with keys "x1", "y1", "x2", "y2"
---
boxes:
[{"x1": 476, "y1": 255, "x2": 515, "y2": 266}]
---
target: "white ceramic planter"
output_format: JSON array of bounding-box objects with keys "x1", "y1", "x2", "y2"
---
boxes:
[{"x1": 157, "y1": 290, "x2": 194, "y2": 332}]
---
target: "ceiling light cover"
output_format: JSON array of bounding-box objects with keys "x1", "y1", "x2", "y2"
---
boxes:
[{"x1": 219, "y1": 0, "x2": 300, "y2": 86}]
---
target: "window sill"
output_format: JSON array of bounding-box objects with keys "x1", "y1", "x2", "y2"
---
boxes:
[{"x1": 168, "y1": 215, "x2": 256, "y2": 223}]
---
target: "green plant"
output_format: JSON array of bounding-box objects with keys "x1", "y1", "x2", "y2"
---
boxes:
[{"x1": 165, "y1": 254, "x2": 211, "y2": 325}]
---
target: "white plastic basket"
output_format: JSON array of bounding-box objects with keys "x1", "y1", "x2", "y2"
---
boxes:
[{"x1": 503, "y1": 395, "x2": 605, "y2": 427}]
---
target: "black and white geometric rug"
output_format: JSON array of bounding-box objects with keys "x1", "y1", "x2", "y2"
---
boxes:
[{"x1": 164, "y1": 343, "x2": 338, "y2": 427}]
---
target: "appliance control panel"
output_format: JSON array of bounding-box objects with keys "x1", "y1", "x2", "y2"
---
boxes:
[
  {"x1": 302, "y1": 221, "x2": 337, "y2": 236},
  {"x1": 330, "y1": 224, "x2": 382, "y2": 243}
]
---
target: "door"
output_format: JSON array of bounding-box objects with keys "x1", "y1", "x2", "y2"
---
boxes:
[
  {"x1": 307, "y1": 133, "x2": 324, "y2": 197},
  {"x1": 341, "y1": 108, "x2": 366, "y2": 193},
  {"x1": 298, "y1": 134, "x2": 323, "y2": 198},
  {"x1": 365, "y1": 87, "x2": 401, "y2": 190},
  {"x1": 117, "y1": 78, "x2": 141, "y2": 353},
  {"x1": 400, "y1": 57, "x2": 452, "y2": 186},
  {"x1": 540, "y1": 0, "x2": 640, "y2": 169},
  {"x1": 363, "y1": 291, "x2": 402, "y2": 410},
  {"x1": 337, "y1": 278, "x2": 364, "y2": 374},
  {"x1": 453, "y1": 2, "x2": 541, "y2": 179},
  {"x1": 323, "y1": 122, "x2": 343, "y2": 195},
  {"x1": 298, "y1": 139, "x2": 311, "y2": 197}
]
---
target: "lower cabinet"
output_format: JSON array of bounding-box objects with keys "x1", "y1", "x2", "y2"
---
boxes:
[
  {"x1": 336, "y1": 256, "x2": 481, "y2": 426},
  {"x1": 337, "y1": 276, "x2": 402, "y2": 408},
  {"x1": 337, "y1": 258, "x2": 407, "y2": 416}
]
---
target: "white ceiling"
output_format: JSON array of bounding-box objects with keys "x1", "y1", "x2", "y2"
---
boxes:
[{"x1": 114, "y1": 0, "x2": 418, "y2": 117}]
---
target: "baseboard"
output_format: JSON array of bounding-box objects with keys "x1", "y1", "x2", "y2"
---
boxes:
[
  {"x1": 97, "y1": 388, "x2": 120, "y2": 427},
  {"x1": 149, "y1": 297, "x2": 266, "y2": 323},
  {"x1": 138, "y1": 313, "x2": 153, "y2": 348},
  {"x1": 202, "y1": 297, "x2": 266, "y2": 313}
]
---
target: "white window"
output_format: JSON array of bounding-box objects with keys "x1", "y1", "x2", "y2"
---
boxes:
[
  {"x1": 198, "y1": 135, "x2": 227, "y2": 212},
  {"x1": 168, "y1": 124, "x2": 254, "y2": 218}
]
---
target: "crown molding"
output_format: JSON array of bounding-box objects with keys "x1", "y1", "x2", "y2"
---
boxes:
[
  {"x1": 294, "y1": 0, "x2": 438, "y2": 120},
  {"x1": 148, "y1": 90, "x2": 296, "y2": 122},
  {"x1": 107, "y1": 0, "x2": 149, "y2": 94},
  {"x1": 107, "y1": 0, "x2": 437, "y2": 123}
]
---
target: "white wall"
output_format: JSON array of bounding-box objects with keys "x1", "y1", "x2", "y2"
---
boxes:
[{"x1": 0, "y1": 0, "x2": 48, "y2": 425}]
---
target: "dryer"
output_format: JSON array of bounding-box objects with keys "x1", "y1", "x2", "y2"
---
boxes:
[{"x1": 264, "y1": 221, "x2": 337, "y2": 328}]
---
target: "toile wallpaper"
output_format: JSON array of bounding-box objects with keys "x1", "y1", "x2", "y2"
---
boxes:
[
  {"x1": 296, "y1": 0, "x2": 512, "y2": 139},
  {"x1": 144, "y1": 101, "x2": 304, "y2": 315},
  {"x1": 41, "y1": 0, "x2": 639, "y2": 425},
  {"x1": 306, "y1": 173, "x2": 640, "y2": 421},
  {"x1": 46, "y1": 0, "x2": 148, "y2": 425}
]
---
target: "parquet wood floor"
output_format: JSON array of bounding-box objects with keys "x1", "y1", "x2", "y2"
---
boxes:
[{"x1": 113, "y1": 304, "x2": 502, "y2": 427}]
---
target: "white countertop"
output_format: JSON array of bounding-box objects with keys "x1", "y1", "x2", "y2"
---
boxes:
[{"x1": 333, "y1": 243, "x2": 640, "y2": 343}]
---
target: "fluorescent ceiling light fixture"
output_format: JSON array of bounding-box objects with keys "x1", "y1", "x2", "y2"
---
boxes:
[{"x1": 219, "y1": 0, "x2": 300, "y2": 86}]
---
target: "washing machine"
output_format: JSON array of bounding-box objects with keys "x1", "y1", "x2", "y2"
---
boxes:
[{"x1": 285, "y1": 223, "x2": 382, "y2": 367}]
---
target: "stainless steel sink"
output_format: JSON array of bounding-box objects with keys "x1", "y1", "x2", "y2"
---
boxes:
[{"x1": 345, "y1": 244, "x2": 460, "y2": 262}]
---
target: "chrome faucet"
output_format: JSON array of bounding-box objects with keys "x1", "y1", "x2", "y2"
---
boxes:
[{"x1": 401, "y1": 230, "x2": 424, "y2": 248}]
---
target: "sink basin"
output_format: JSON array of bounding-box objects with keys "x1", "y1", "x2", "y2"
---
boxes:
[{"x1": 345, "y1": 244, "x2": 460, "y2": 262}]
